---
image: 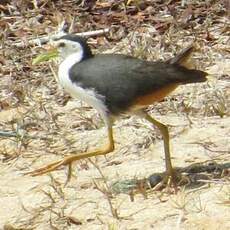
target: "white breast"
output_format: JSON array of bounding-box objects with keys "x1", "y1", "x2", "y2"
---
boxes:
[{"x1": 58, "y1": 53, "x2": 109, "y2": 124}]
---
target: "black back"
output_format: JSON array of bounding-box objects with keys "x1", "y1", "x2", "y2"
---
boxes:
[{"x1": 69, "y1": 54, "x2": 207, "y2": 114}]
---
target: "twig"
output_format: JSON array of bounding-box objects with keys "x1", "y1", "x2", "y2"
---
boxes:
[
  {"x1": 0, "y1": 130, "x2": 51, "y2": 141},
  {"x1": 14, "y1": 28, "x2": 110, "y2": 47},
  {"x1": 89, "y1": 159, "x2": 120, "y2": 219},
  {"x1": 197, "y1": 179, "x2": 229, "y2": 185}
]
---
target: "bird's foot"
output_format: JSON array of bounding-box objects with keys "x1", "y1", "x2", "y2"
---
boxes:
[
  {"x1": 25, "y1": 147, "x2": 113, "y2": 183},
  {"x1": 163, "y1": 170, "x2": 181, "y2": 193},
  {"x1": 25, "y1": 156, "x2": 72, "y2": 176},
  {"x1": 148, "y1": 169, "x2": 187, "y2": 193},
  {"x1": 24, "y1": 154, "x2": 77, "y2": 184}
]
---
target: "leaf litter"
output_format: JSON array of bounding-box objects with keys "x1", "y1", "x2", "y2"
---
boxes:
[{"x1": 0, "y1": 1, "x2": 229, "y2": 229}]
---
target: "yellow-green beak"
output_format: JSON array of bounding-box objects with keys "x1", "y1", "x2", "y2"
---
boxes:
[{"x1": 32, "y1": 48, "x2": 59, "y2": 65}]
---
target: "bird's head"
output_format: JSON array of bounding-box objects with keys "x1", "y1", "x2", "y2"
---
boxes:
[{"x1": 33, "y1": 34, "x2": 93, "y2": 64}]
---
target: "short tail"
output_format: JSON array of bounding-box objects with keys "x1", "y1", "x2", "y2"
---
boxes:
[
  {"x1": 167, "y1": 45, "x2": 208, "y2": 83},
  {"x1": 168, "y1": 45, "x2": 194, "y2": 66}
]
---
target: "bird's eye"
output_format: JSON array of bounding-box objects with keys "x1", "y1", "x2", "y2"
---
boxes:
[{"x1": 58, "y1": 42, "x2": 65, "y2": 47}]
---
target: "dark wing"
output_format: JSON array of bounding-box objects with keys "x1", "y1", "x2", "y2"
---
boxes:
[{"x1": 69, "y1": 54, "x2": 207, "y2": 114}]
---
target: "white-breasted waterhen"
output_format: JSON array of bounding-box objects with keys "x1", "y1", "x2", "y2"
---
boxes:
[{"x1": 29, "y1": 35, "x2": 207, "y2": 186}]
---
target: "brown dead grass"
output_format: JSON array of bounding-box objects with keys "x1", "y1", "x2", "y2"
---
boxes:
[{"x1": 0, "y1": 1, "x2": 229, "y2": 229}]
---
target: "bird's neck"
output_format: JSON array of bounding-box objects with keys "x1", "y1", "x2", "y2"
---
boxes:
[
  {"x1": 58, "y1": 53, "x2": 82, "y2": 88},
  {"x1": 59, "y1": 52, "x2": 82, "y2": 75},
  {"x1": 62, "y1": 50, "x2": 84, "y2": 64}
]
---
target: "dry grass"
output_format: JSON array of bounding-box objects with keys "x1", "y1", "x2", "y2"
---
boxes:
[{"x1": 0, "y1": 1, "x2": 229, "y2": 229}]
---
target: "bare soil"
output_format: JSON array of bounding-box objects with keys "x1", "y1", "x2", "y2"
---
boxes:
[{"x1": 0, "y1": 1, "x2": 229, "y2": 229}]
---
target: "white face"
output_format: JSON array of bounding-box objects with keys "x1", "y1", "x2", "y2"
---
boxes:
[{"x1": 52, "y1": 39, "x2": 83, "y2": 60}]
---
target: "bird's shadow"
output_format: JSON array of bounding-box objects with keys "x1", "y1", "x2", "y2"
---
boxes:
[{"x1": 111, "y1": 161, "x2": 230, "y2": 195}]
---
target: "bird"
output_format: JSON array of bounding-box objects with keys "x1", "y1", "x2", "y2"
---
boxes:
[{"x1": 28, "y1": 34, "x2": 207, "y2": 186}]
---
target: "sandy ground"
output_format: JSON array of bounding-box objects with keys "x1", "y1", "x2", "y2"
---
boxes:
[
  {"x1": 0, "y1": 76, "x2": 229, "y2": 229},
  {"x1": 0, "y1": 5, "x2": 229, "y2": 228}
]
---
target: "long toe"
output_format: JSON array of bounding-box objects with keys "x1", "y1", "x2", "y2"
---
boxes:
[
  {"x1": 148, "y1": 170, "x2": 186, "y2": 193},
  {"x1": 25, "y1": 159, "x2": 65, "y2": 176}
]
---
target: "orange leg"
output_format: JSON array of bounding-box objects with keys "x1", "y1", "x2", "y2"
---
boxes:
[
  {"x1": 140, "y1": 111, "x2": 179, "y2": 188},
  {"x1": 26, "y1": 125, "x2": 114, "y2": 177}
]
